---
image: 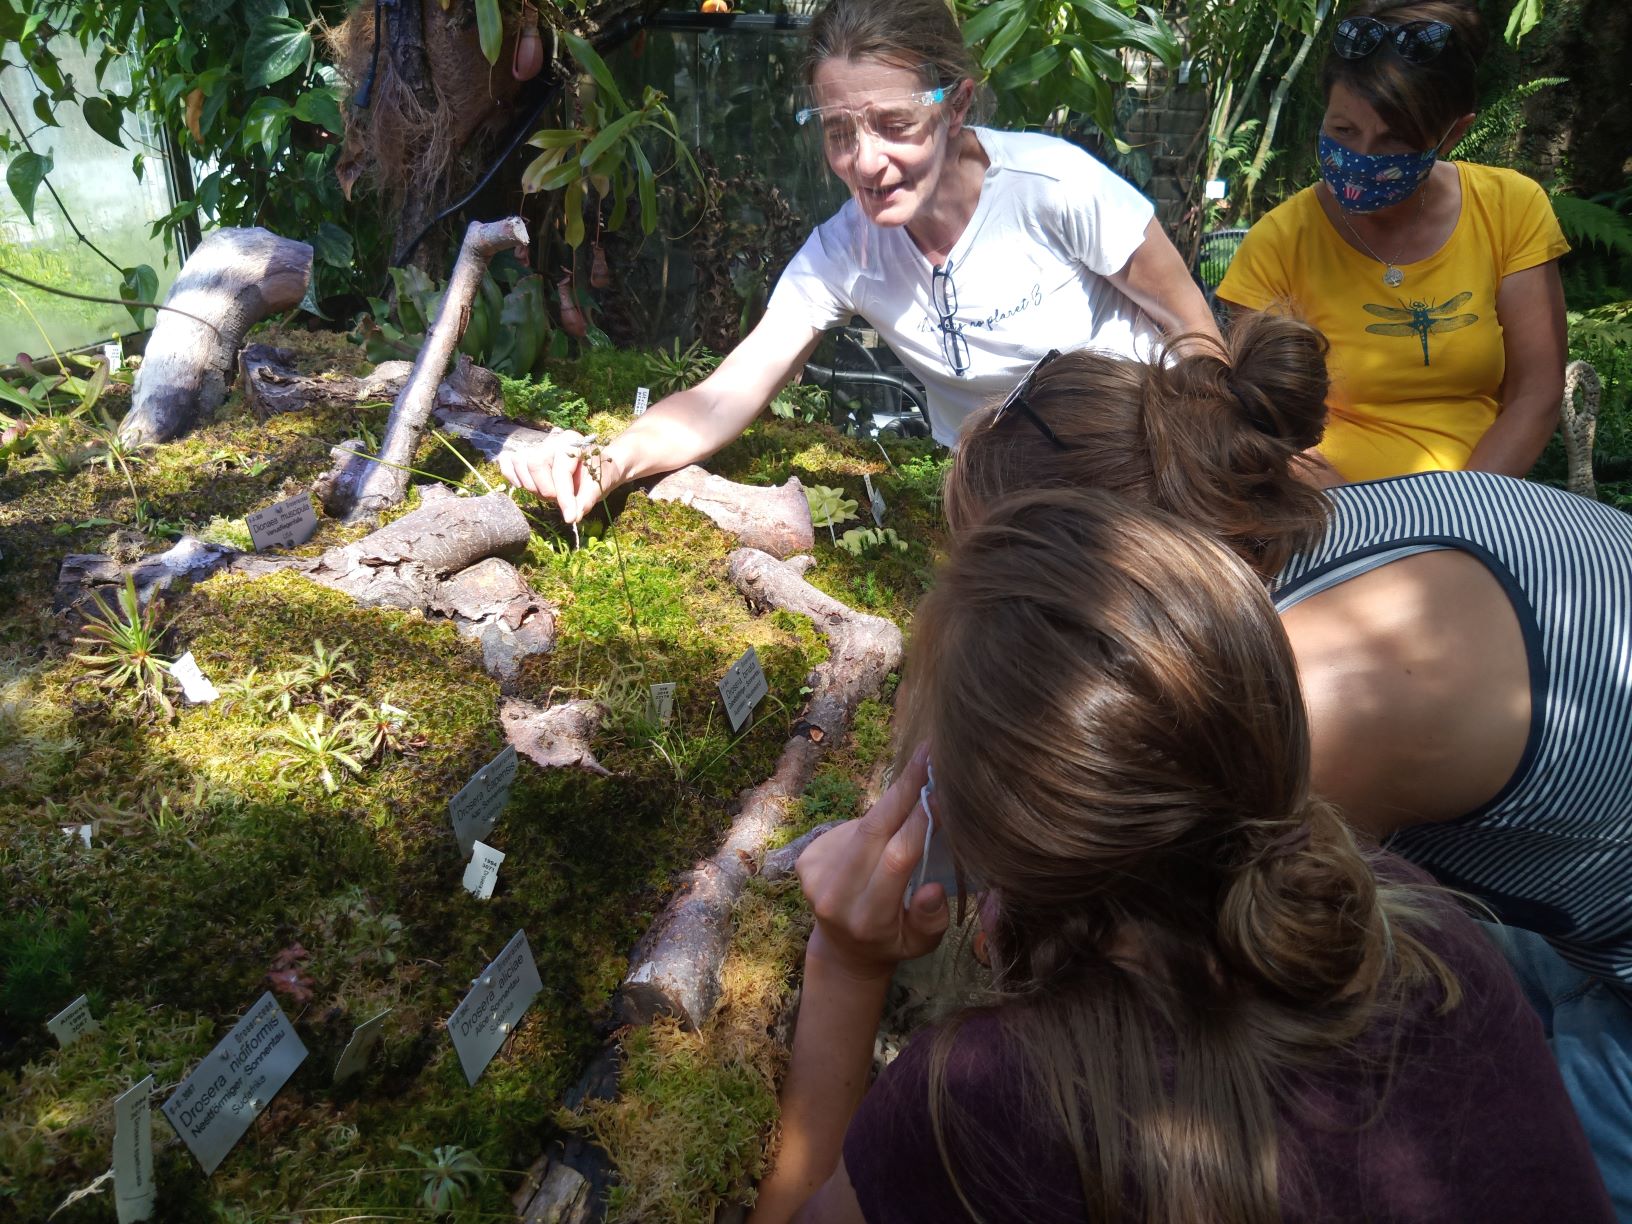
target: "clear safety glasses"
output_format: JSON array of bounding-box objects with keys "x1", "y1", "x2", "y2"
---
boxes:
[{"x1": 794, "y1": 88, "x2": 947, "y2": 157}]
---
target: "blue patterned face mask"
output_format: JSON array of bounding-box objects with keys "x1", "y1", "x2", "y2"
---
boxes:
[{"x1": 1318, "y1": 131, "x2": 1440, "y2": 212}]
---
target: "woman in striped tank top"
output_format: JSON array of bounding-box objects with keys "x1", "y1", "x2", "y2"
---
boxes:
[{"x1": 945, "y1": 312, "x2": 1632, "y2": 1218}]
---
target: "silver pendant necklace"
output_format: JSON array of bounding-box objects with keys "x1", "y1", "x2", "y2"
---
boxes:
[{"x1": 1334, "y1": 181, "x2": 1430, "y2": 287}]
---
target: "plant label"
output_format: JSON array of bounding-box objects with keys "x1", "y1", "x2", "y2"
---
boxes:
[
  {"x1": 463, "y1": 841, "x2": 505, "y2": 900},
  {"x1": 633, "y1": 386, "x2": 651, "y2": 416},
  {"x1": 332, "y1": 1008, "x2": 392, "y2": 1085},
  {"x1": 646, "y1": 681, "x2": 676, "y2": 726},
  {"x1": 246, "y1": 493, "x2": 319, "y2": 552},
  {"x1": 103, "y1": 340, "x2": 124, "y2": 372},
  {"x1": 718, "y1": 647, "x2": 768, "y2": 733},
  {"x1": 62, "y1": 824, "x2": 93, "y2": 847},
  {"x1": 1205, "y1": 178, "x2": 1227, "y2": 200},
  {"x1": 446, "y1": 929, "x2": 543, "y2": 1086},
  {"x1": 161, "y1": 992, "x2": 308, "y2": 1175},
  {"x1": 170, "y1": 651, "x2": 220, "y2": 704},
  {"x1": 449, "y1": 744, "x2": 517, "y2": 858},
  {"x1": 864, "y1": 474, "x2": 885, "y2": 527},
  {"x1": 113, "y1": 1075, "x2": 155, "y2": 1223},
  {"x1": 48, "y1": 994, "x2": 98, "y2": 1047}
]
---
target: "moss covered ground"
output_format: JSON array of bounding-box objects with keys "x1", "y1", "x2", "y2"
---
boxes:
[{"x1": 0, "y1": 328, "x2": 945, "y2": 1221}]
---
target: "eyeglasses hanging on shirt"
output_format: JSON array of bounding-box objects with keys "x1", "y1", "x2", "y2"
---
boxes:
[{"x1": 931, "y1": 261, "x2": 970, "y2": 377}]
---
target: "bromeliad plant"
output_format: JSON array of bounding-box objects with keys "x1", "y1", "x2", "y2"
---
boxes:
[{"x1": 69, "y1": 576, "x2": 173, "y2": 715}]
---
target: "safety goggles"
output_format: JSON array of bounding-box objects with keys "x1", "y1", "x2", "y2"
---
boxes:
[
  {"x1": 992, "y1": 349, "x2": 1069, "y2": 451},
  {"x1": 1332, "y1": 17, "x2": 1454, "y2": 64},
  {"x1": 795, "y1": 88, "x2": 947, "y2": 157}
]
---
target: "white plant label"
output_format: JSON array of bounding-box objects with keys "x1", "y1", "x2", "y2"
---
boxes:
[
  {"x1": 719, "y1": 647, "x2": 768, "y2": 733},
  {"x1": 113, "y1": 1075, "x2": 156, "y2": 1223},
  {"x1": 333, "y1": 1008, "x2": 392, "y2": 1085},
  {"x1": 449, "y1": 744, "x2": 517, "y2": 858},
  {"x1": 161, "y1": 992, "x2": 308, "y2": 1175},
  {"x1": 646, "y1": 681, "x2": 676, "y2": 726},
  {"x1": 633, "y1": 386, "x2": 651, "y2": 416},
  {"x1": 103, "y1": 340, "x2": 124, "y2": 371},
  {"x1": 62, "y1": 823, "x2": 93, "y2": 847},
  {"x1": 170, "y1": 651, "x2": 220, "y2": 704},
  {"x1": 246, "y1": 492, "x2": 319, "y2": 552},
  {"x1": 864, "y1": 474, "x2": 886, "y2": 527},
  {"x1": 446, "y1": 929, "x2": 543, "y2": 1086},
  {"x1": 463, "y1": 841, "x2": 505, "y2": 900},
  {"x1": 1205, "y1": 178, "x2": 1227, "y2": 200},
  {"x1": 48, "y1": 994, "x2": 98, "y2": 1047}
]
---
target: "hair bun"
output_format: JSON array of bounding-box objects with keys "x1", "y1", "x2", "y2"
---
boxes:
[{"x1": 1225, "y1": 312, "x2": 1331, "y2": 452}]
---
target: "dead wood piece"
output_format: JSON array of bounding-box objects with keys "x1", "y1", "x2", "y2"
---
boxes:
[
  {"x1": 119, "y1": 228, "x2": 314, "y2": 446},
  {"x1": 325, "y1": 217, "x2": 529, "y2": 523},
  {"x1": 760, "y1": 820, "x2": 845, "y2": 882},
  {"x1": 431, "y1": 407, "x2": 558, "y2": 464},
  {"x1": 438, "y1": 557, "x2": 556, "y2": 691},
  {"x1": 501, "y1": 697, "x2": 611, "y2": 776},
  {"x1": 240, "y1": 345, "x2": 411, "y2": 420},
  {"x1": 619, "y1": 549, "x2": 903, "y2": 1029},
  {"x1": 647, "y1": 466, "x2": 814, "y2": 558}
]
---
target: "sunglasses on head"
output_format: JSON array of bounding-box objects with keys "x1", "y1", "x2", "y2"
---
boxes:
[
  {"x1": 991, "y1": 350, "x2": 1069, "y2": 451},
  {"x1": 1332, "y1": 16, "x2": 1454, "y2": 64}
]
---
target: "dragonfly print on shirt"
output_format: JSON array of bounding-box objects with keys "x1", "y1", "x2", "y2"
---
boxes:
[{"x1": 1362, "y1": 291, "x2": 1480, "y2": 366}]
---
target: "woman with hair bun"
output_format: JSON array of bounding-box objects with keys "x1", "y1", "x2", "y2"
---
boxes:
[
  {"x1": 945, "y1": 312, "x2": 1632, "y2": 1214},
  {"x1": 498, "y1": 0, "x2": 1217, "y2": 520},
  {"x1": 752, "y1": 488, "x2": 1610, "y2": 1223},
  {"x1": 1217, "y1": 0, "x2": 1568, "y2": 483}
]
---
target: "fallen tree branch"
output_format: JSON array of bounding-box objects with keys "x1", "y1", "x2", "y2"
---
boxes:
[
  {"x1": 648, "y1": 466, "x2": 813, "y2": 560},
  {"x1": 760, "y1": 820, "x2": 845, "y2": 883},
  {"x1": 118, "y1": 228, "x2": 314, "y2": 446},
  {"x1": 618, "y1": 548, "x2": 903, "y2": 1029},
  {"x1": 323, "y1": 216, "x2": 529, "y2": 523},
  {"x1": 239, "y1": 346, "x2": 504, "y2": 421}
]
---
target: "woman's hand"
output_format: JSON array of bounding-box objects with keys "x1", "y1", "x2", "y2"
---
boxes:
[
  {"x1": 496, "y1": 432, "x2": 621, "y2": 524},
  {"x1": 796, "y1": 747, "x2": 951, "y2": 980}
]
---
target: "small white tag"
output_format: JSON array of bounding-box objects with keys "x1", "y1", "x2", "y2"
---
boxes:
[
  {"x1": 864, "y1": 474, "x2": 885, "y2": 527},
  {"x1": 62, "y1": 823, "x2": 93, "y2": 847},
  {"x1": 1205, "y1": 178, "x2": 1227, "y2": 200},
  {"x1": 103, "y1": 340, "x2": 124, "y2": 372},
  {"x1": 113, "y1": 1075, "x2": 156, "y2": 1223},
  {"x1": 449, "y1": 745, "x2": 518, "y2": 858},
  {"x1": 646, "y1": 681, "x2": 676, "y2": 726},
  {"x1": 333, "y1": 1008, "x2": 392, "y2": 1084},
  {"x1": 633, "y1": 386, "x2": 651, "y2": 416},
  {"x1": 718, "y1": 647, "x2": 768, "y2": 733},
  {"x1": 170, "y1": 651, "x2": 220, "y2": 704},
  {"x1": 462, "y1": 840, "x2": 505, "y2": 900},
  {"x1": 48, "y1": 994, "x2": 99, "y2": 1047},
  {"x1": 446, "y1": 929, "x2": 544, "y2": 1086},
  {"x1": 245, "y1": 492, "x2": 319, "y2": 552},
  {"x1": 161, "y1": 992, "x2": 308, "y2": 1175}
]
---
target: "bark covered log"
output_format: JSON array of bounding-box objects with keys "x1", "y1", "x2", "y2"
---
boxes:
[
  {"x1": 118, "y1": 228, "x2": 313, "y2": 446},
  {"x1": 240, "y1": 346, "x2": 503, "y2": 421},
  {"x1": 648, "y1": 466, "x2": 813, "y2": 559},
  {"x1": 324, "y1": 217, "x2": 529, "y2": 523},
  {"x1": 618, "y1": 549, "x2": 903, "y2": 1029},
  {"x1": 501, "y1": 697, "x2": 611, "y2": 775},
  {"x1": 760, "y1": 820, "x2": 845, "y2": 883}
]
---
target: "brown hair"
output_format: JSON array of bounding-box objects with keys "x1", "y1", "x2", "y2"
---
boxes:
[
  {"x1": 1321, "y1": 0, "x2": 1488, "y2": 150},
  {"x1": 803, "y1": 0, "x2": 979, "y2": 94},
  {"x1": 945, "y1": 312, "x2": 1334, "y2": 580},
  {"x1": 898, "y1": 488, "x2": 1459, "y2": 1222}
]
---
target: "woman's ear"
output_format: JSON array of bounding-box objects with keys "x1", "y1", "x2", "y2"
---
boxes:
[
  {"x1": 946, "y1": 77, "x2": 976, "y2": 136},
  {"x1": 1441, "y1": 111, "x2": 1477, "y2": 155}
]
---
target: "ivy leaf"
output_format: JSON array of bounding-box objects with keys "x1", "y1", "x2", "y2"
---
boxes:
[
  {"x1": 120, "y1": 264, "x2": 159, "y2": 330},
  {"x1": 293, "y1": 87, "x2": 342, "y2": 134},
  {"x1": 31, "y1": 93, "x2": 57, "y2": 128},
  {"x1": 243, "y1": 96, "x2": 292, "y2": 160},
  {"x1": 312, "y1": 221, "x2": 354, "y2": 268},
  {"x1": 474, "y1": 0, "x2": 502, "y2": 65},
  {"x1": 244, "y1": 16, "x2": 312, "y2": 89},
  {"x1": 6, "y1": 149, "x2": 52, "y2": 223},
  {"x1": 82, "y1": 97, "x2": 125, "y2": 147}
]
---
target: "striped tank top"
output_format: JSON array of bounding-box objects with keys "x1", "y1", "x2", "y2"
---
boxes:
[{"x1": 1272, "y1": 471, "x2": 1632, "y2": 986}]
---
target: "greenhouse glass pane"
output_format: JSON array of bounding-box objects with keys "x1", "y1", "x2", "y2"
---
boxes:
[{"x1": 0, "y1": 42, "x2": 177, "y2": 358}]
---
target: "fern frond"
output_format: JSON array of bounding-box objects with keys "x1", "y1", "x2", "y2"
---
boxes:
[{"x1": 1550, "y1": 194, "x2": 1632, "y2": 259}]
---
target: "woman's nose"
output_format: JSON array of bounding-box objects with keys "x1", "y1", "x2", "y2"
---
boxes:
[{"x1": 854, "y1": 127, "x2": 889, "y2": 177}]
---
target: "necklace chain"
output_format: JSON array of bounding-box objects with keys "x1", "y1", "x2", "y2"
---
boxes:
[{"x1": 1333, "y1": 182, "x2": 1431, "y2": 287}]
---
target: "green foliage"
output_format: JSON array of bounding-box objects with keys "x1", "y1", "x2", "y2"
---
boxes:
[
  {"x1": 68, "y1": 575, "x2": 173, "y2": 714},
  {"x1": 269, "y1": 710, "x2": 367, "y2": 794},
  {"x1": 360, "y1": 255, "x2": 557, "y2": 379},
  {"x1": 837, "y1": 525, "x2": 908, "y2": 556},
  {"x1": 958, "y1": 0, "x2": 1179, "y2": 139},
  {"x1": 0, "y1": 909, "x2": 89, "y2": 1029},
  {"x1": 770, "y1": 381, "x2": 830, "y2": 424},
  {"x1": 1550, "y1": 194, "x2": 1632, "y2": 261},
  {"x1": 500, "y1": 372, "x2": 595, "y2": 434},
  {"x1": 1451, "y1": 77, "x2": 1566, "y2": 167},
  {"x1": 523, "y1": 35, "x2": 700, "y2": 248},
  {"x1": 402, "y1": 1143, "x2": 488, "y2": 1215},
  {"x1": 638, "y1": 338, "x2": 721, "y2": 397},
  {"x1": 800, "y1": 770, "x2": 863, "y2": 823},
  {"x1": 804, "y1": 484, "x2": 858, "y2": 530}
]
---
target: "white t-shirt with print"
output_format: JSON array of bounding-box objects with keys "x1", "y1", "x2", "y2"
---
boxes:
[{"x1": 762, "y1": 126, "x2": 1159, "y2": 446}]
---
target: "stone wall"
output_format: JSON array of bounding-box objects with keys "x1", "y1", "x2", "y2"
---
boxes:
[{"x1": 1119, "y1": 57, "x2": 1211, "y2": 238}]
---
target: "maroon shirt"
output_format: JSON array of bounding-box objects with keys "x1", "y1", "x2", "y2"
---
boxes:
[{"x1": 844, "y1": 873, "x2": 1612, "y2": 1223}]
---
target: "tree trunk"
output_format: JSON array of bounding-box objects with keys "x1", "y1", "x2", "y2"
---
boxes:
[
  {"x1": 118, "y1": 228, "x2": 313, "y2": 445},
  {"x1": 324, "y1": 217, "x2": 529, "y2": 523},
  {"x1": 618, "y1": 548, "x2": 903, "y2": 1029},
  {"x1": 648, "y1": 466, "x2": 814, "y2": 560}
]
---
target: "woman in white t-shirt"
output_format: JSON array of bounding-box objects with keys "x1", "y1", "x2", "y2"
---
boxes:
[{"x1": 500, "y1": 0, "x2": 1218, "y2": 520}]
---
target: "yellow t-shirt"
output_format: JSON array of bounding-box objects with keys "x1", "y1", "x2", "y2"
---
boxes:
[{"x1": 1217, "y1": 163, "x2": 1569, "y2": 482}]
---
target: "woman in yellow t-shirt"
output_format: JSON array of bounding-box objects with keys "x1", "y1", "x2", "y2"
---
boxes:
[{"x1": 1218, "y1": 0, "x2": 1568, "y2": 484}]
